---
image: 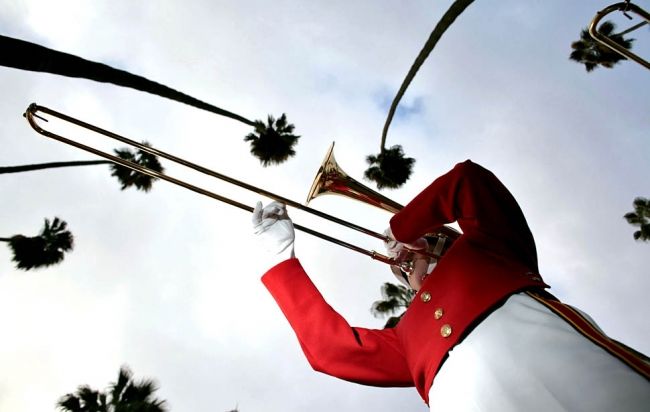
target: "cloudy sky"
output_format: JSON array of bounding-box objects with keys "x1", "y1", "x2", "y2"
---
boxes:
[{"x1": 1, "y1": 1, "x2": 649, "y2": 411}]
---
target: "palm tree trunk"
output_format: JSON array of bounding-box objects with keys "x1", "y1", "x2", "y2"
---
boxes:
[
  {"x1": 380, "y1": 0, "x2": 475, "y2": 150},
  {"x1": 0, "y1": 35, "x2": 255, "y2": 126},
  {"x1": 0, "y1": 160, "x2": 112, "y2": 174}
]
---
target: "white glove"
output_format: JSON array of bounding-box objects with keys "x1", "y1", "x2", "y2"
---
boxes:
[
  {"x1": 385, "y1": 227, "x2": 433, "y2": 291},
  {"x1": 252, "y1": 201, "x2": 295, "y2": 264},
  {"x1": 384, "y1": 227, "x2": 427, "y2": 260}
]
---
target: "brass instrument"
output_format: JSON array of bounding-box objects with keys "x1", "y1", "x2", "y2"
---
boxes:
[
  {"x1": 589, "y1": 2, "x2": 650, "y2": 70},
  {"x1": 307, "y1": 142, "x2": 460, "y2": 241},
  {"x1": 24, "y1": 104, "x2": 458, "y2": 270},
  {"x1": 307, "y1": 142, "x2": 403, "y2": 213}
]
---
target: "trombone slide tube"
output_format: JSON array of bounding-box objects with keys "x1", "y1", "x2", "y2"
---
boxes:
[{"x1": 24, "y1": 103, "x2": 396, "y2": 266}]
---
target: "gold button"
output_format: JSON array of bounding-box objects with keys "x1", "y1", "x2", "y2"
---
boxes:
[
  {"x1": 420, "y1": 292, "x2": 431, "y2": 303},
  {"x1": 440, "y1": 324, "x2": 452, "y2": 338},
  {"x1": 434, "y1": 308, "x2": 444, "y2": 320}
]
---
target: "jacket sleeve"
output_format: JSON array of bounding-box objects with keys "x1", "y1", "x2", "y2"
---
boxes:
[
  {"x1": 262, "y1": 258, "x2": 414, "y2": 387},
  {"x1": 390, "y1": 160, "x2": 538, "y2": 271}
]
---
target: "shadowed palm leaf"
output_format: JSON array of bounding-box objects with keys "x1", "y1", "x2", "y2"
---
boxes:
[
  {"x1": 624, "y1": 197, "x2": 650, "y2": 242},
  {"x1": 110, "y1": 143, "x2": 164, "y2": 192},
  {"x1": 1, "y1": 217, "x2": 73, "y2": 270},
  {"x1": 371, "y1": 282, "x2": 416, "y2": 328},
  {"x1": 244, "y1": 114, "x2": 300, "y2": 166},
  {"x1": 57, "y1": 394, "x2": 82, "y2": 412},
  {"x1": 57, "y1": 366, "x2": 167, "y2": 412},
  {"x1": 58, "y1": 386, "x2": 107, "y2": 412},
  {"x1": 364, "y1": 145, "x2": 415, "y2": 189},
  {"x1": 570, "y1": 21, "x2": 635, "y2": 72}
]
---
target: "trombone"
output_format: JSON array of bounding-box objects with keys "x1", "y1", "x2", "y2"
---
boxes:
[
  {"x1": 24, "y1": 104, "x2": 456, "y2": 268},
  {"x1": 589, "y1": 2, "x2": 650, "y2": 70}
]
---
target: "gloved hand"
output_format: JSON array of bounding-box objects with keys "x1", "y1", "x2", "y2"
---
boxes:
[
  {"x1": 252, "y1": 201, "x2": 295, "y2": 264},
  {"x1": 384, "y1": 227, "x2": 434, "y2": 291},
  {"x1": 384, "y1": 227, "x2": 427, "y2": 260}
]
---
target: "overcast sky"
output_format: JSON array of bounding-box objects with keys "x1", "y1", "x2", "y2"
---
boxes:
[{"x1": 1, "y1": 1, "x2": 649, "y2": 411}]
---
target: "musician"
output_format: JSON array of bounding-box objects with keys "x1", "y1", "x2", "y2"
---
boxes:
[{"x1": 253, "y1": 160, "x2": 650, "y2": 411}]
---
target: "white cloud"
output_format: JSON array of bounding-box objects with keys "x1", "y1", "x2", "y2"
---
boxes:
[{"x1": 1, "y1": 1, "x2": 648, "y2": 411}]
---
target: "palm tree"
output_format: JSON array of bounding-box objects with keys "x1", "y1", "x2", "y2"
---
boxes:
[
  {"x1": 570, "y1": 21, "x2": 635, "y2": 72},
  {"x1": 371, "y1": 282, "x2": 416, "y2": 328},
  {"x1": 110, "y1": 145, "x2": 164, "y2": 191},
  {"x1": 0, "y1": 35, "x2": 299, "y2": 165},
  {"x1": 0, "y1": 144, "x2": 163, "y2": 192},
  {"x1": 0, "y1": 217, "x2": 73, "y2": 270},
  {"x1": 624, "y1": 197, "x2": 650, "y2": 242},
  {"x1": 57, "y1": 366, "x2": 168, "y2": 412},
  {"x1": 244, "y1": 114, "x2": 300, "y2": 167},
  {"x1": 366, "y1": 0, "x2": 475, "y2": 189},
  {"x1": 364, "y1": 146, "x2": 415, "y2": 190}
]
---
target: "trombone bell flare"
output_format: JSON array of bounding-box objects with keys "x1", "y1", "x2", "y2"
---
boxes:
[{"x1": 306, "y1": 142, "x2": 404, "y2": 213}]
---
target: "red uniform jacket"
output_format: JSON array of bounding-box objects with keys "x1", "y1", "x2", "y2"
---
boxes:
[{"x1": 262, "y1": 160, "x2": 549, "y2": 404}]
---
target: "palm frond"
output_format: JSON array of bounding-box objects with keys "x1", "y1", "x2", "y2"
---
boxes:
[
  {"x1": 364, "y1": 145, "x2": 415, "y2": 189},
  {"x1": 110, "y1": 142, "x2": 164, "y2": 192},
  {"x1": 6, "y1": 217, "x2": 74, "y2": 270},
  {"x1": 371, "y1": 282, "x2": 415, "y2": 319},
  {"x1": 569, "y1": 21, "x2": 635, "y2": 71},
  {"x1": 57, "y1": 393, "x2": 82, "y2": 412},
  {"x1": 624, "y1": 197, "x2": 650, "y2": 242},
  {"x1": 244, "y1": 114, "x2": 300, "y2": 166},
  {"x1": 59, "y1": 366, "x2": 167, "y2": 412}
]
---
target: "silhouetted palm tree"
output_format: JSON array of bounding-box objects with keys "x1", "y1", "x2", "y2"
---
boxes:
[
  {"x1": 110, "y1": 144, "x2": 164, "y2": 191},
  {"x1": 1, "y1": 35, "x2": 298, "y2": 165},
  {"x1": 570, "y1": 21, "x2": 635, "y2": 72},
  {"x1": 244, "y1": 114, "x2": 300, "y2": 166},
  {"x1": 0, "y1": 144, "x2": 163, "y2": 192},
  {"x1": 366, "y1": 0, "x2": 475, "y2": 189},
  {"x1": 364, "y1": 145, "x2": 415, "y2": 190},
  {"x1": 624, "y1": 197, "x2": 650, "y2": 242},
  {"x1": 0, "y1": 217, "x2": 73, "y2": 270},
  {"x1": 57, "y1": 366, "x2": 168, "y2": 412},
  {"x1": 371, "y1": 282, "x2": 416, "y2": 328}
]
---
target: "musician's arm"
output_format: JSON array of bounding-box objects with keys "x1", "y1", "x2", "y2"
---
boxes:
[{"x1": 262, "y1": 258, "x2": 414, "y2": 387}]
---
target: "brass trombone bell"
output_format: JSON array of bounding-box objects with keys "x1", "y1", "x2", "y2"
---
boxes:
[
  {"x1": 306, "y1": 142, "x2": 403, "y2": 213},
  {"x1": 307, "y1": 142, "x2": 461, "y2": 242},
  {"x1": 589, "y1": 2, "x2": 650, "y2": 70},
  {"x1": 23, "y1": 104, "x2": 455, "y2": 269}
]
